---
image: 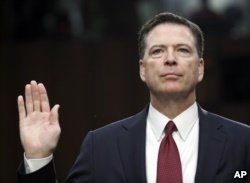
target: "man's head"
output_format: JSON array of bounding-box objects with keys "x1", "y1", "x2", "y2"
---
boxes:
[
  {"x1": 138, "y1": 12, "x2": 204, "y2": 59},
  {"x1": 138, "y1": 12, "x2": 204, "y2": 104}
]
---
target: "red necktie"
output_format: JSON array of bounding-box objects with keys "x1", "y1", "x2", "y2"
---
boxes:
[{"x1": 157, "y1": 121, "x2": 182, "y2": 183}]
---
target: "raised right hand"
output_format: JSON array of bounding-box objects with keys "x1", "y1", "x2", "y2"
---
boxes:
[{"x1": 17, "y1": 80, "x2": 61, "y2": 159}]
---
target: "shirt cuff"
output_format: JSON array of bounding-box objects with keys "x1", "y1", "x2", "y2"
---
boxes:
[{"x1": 23, "y1": 153, "x2": 53, "y2": 174}]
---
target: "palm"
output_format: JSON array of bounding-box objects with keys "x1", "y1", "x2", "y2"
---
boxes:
[
  {"x1": 20, "y1": 112, "x2": 60, "y2": 157},
  {"x1": 18, "y1": 81, "x2": 60, "y2": 159}
]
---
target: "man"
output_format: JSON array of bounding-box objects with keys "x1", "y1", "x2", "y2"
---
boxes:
[{"x1": 17, "y1": 12, "x2": 250, "y2": 183}]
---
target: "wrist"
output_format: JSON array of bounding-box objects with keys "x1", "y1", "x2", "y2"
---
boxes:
[{"x1": 24, "y1": 151, "x2": 53, "y2": 159}]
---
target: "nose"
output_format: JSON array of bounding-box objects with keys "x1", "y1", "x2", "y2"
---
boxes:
[{"x1": 164, "y1": 49, "x2": 177, "y2": 66}]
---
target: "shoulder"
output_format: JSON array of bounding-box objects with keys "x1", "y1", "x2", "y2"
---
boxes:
[
  {"x1": 208, "y1": 110, "x2": 249, "y2": 129},
  {"x1": 201, "y1": 108, "x2": 250, "y2": 137}
]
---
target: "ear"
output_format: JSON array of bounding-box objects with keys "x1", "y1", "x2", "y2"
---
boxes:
[
  {"x1": 139, "y1": 59, "x2": 146, "y2": 82},
  {"x1": 198, "y1": 58, "x2": 204, "y2": 82}
]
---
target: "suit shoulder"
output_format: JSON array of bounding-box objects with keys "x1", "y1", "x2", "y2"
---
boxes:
[{"x1": 205, "y1": 110, "x2": 250, "y2": 133}]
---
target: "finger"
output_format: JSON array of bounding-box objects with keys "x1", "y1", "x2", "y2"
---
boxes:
[
  {"x1": 38, "y1": 83, "x2": 50, "y2": 112},
  {"x1": 50, "y1": 104, "x2": 60, "y2": 124},
  {"x1": 30, "y1": 80, "x2": 40, "y2": 111},
  {"x1": 25, "y1": 84, "x2": 33, "y2": 114},
  {"x1": 17, "y1": 95, "x2": 26, "y2": 121}
]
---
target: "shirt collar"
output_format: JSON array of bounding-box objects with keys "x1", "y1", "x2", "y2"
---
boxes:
[{"x1": 147, "y1": 102, "x2": 198, "y2": 141}]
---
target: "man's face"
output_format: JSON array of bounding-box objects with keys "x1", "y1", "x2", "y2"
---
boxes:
[{"x1": 139, "y1": 23, "x2": 204, "y2": 99}]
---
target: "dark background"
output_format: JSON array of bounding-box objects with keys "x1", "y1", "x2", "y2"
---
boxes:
[{"x1": 0, "y1": 0, "x2": 250, "y2": 182}]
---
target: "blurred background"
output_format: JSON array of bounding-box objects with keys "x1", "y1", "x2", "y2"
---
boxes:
[{"x1": 0, "y1": 0, "x2": 250, "y2": 182}]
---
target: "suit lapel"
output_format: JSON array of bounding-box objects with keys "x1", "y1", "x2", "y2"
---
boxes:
[
  {"x1": 195, "y1": 107, "x2": 227, "y2": 183},
  {"x1": 117, "y1": 106, "x2": 148, "y2": 183}
]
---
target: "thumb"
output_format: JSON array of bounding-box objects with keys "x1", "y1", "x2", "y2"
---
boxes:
[{"x1": 50, "y1": 104, "x2": 60, "y2": 124}]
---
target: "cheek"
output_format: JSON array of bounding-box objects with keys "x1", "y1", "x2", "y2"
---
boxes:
[
  {"x1": 182, "y1": 62, "x2": 199, "y2": 81},
  {"x1": 190, "y1": 63, "x2": 201, "y2": 81},
  {"x1": 145, "y1": 63, "x2": 159, "y2": 79}
]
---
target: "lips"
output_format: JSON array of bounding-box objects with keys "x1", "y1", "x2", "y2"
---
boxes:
[{"x1": 160, "y1": 73, "x2": 182, "y2": 77}]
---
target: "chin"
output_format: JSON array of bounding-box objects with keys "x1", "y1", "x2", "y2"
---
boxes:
[
  {"x1": 161, "y1": 85, "x2": 183, "y2": 93},
  {"x1": 153, "y1": 88, "x2": 180, "y2": 97}
]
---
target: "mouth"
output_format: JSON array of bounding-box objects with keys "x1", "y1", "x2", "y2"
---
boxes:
[{"x1": 160, "y1": 73, "x2": 182, "y2": 79}]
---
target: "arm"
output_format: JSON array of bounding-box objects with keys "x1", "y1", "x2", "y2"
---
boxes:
[
  {"x1": 18, "y1": 158, "x2": 56, "y2": 183},
  {"x1": 24, "y1": 154, "x2": 53, "y2": 173}
]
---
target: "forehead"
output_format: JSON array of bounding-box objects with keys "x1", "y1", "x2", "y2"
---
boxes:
[{"x1": 146, "y1": 23, "x2": 196, "y2": 48}]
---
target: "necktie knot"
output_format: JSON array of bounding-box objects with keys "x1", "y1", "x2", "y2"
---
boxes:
[{"x1": 165, "y1": 120, "x2": 176, "y2": 136}]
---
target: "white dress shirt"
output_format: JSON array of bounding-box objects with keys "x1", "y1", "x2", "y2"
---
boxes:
[
  {"x1": 25, "y1": 102, "x2": 199, "y2": 183},
  {"x1": 24, "y1": 153, "x2": 53, "y2": 173},
  {"x1": 146, "y1": 102, "x2": 199, "y2": 183}
]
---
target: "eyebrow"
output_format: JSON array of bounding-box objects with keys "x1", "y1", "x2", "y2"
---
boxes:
[
  {"x1": 149, "y1": 43, "x2": 191, "y2": 50},
  {"x1": 175, "y1": 43, "x2": 191, "y2": 48},
  {"x1": 149, "y1": 44, "x2": 166, "y2": 50}
]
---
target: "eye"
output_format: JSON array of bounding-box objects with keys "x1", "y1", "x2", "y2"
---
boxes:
[
  {"x1": 178, "y1": 48, "x2": 189, "y2": 53},
  {"x1": 151, "y1": 48, "x2": 164, "y2": 58},
  {"x1": 177, "y1": 47, "x2": 191, "y2": 56}
]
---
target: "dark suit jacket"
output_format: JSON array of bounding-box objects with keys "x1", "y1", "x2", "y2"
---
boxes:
[{"x1": 18, "y1": 106, "x2": 250, "y2": 183}]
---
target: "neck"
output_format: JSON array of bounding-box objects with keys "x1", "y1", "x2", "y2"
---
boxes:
[{"x1": 150, "y1": 91, "x2": 196, "y2": 119}]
